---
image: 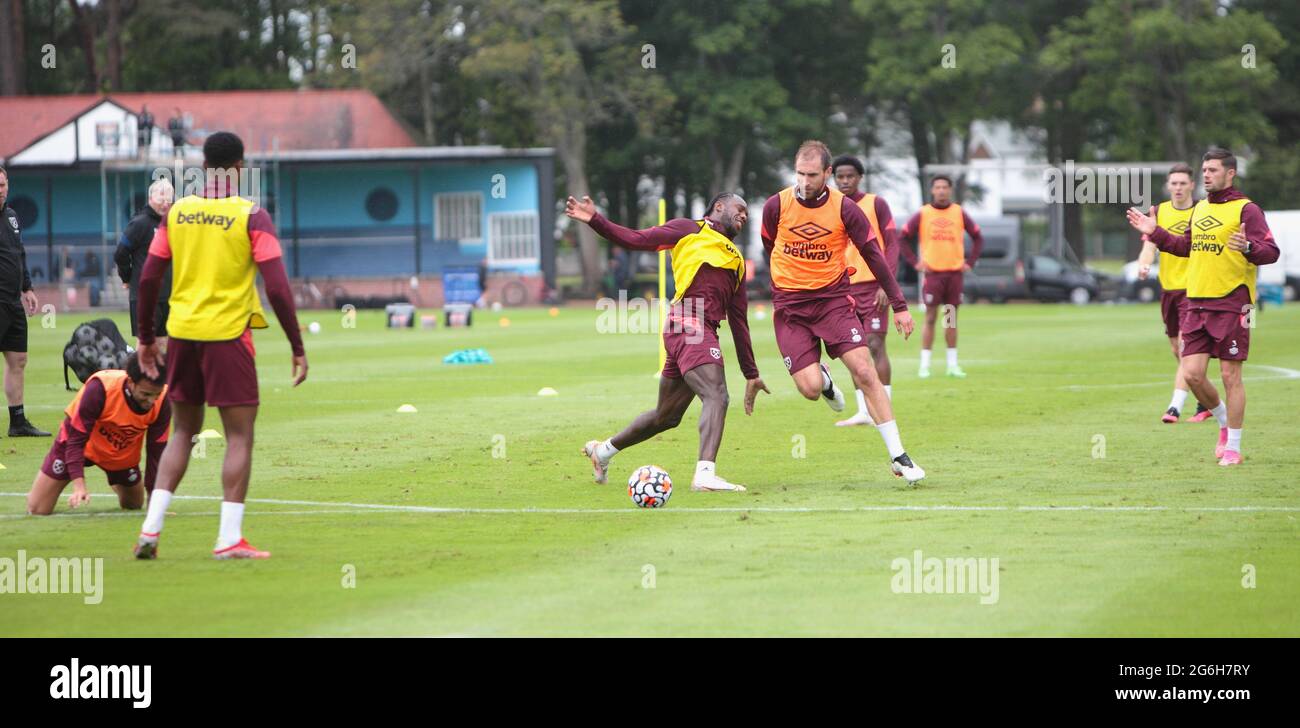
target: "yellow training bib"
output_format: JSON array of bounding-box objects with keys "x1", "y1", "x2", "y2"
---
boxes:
[
  {"x1": 670, "y1": 220, "x2": 745, "y2": 304},
  {"x1": 165, "y1": 195, "x2": 268, "y2": 340},
  {"x1": 1155, "y1": 201, "x2": 1193, "y2": 291},
  {"x1": 1185, "y1": 197, "x2": 1255, "y2": 302}
]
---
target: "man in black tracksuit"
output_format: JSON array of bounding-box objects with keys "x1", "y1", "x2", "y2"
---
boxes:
[
  {"x1": 115, "y1": 179, "x2": 173, "y2": 341},
  {"x1": 0, "y1": 166, "x2": 51, "y2": 437}
]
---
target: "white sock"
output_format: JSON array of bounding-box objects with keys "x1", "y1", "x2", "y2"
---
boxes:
[
  {"x1": 141, "y1": 489, "x2": 172, "y2": 537},
  {"x1": 217, "y1": 501, "x2": 245, "y2": 550},
  {"x1": 1169, "y1": 389, "x2": 1189, "y2": 413},
  {"x1": 595, "y1": 438, "x2": 619, "y2": 462},
  {"x1": 947, "y1": 348, "x2": 958, "y2": 369},
  {"x1": 920, "y1": 350, "x2": 932, "y2": 369},
  {"x1": 884, "y1": 384, "x2": 892, "y2": 399},
  {"x1": 1210, "y1": 402, "x2": 1229, "y2": 428},
  {"x1": 820, "y1": 367, "x2": 832, "y2": 391},
  {"x1": 694, "y1": 460, "x2": 715, "y2": 481},
  {"x1": 875, "y1": 419, "x2": 905, "y2": 459},
  {"x1": 854, "y1": 388, "x2": 869, "y2": 415},
  {"x1": 1226, "y1": 428, "x2": 1242, "y2": 453}
]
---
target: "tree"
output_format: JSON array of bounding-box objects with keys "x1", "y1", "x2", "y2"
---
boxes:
[
  {"x1": 860, "y1": 0, "x2": 1024, "y2": 202},
  {"x1": 0, "y1": 0, "x2": 27, "y2": 95},
  {"x1": 461, "y1": 0, "x2": 669, "y2": 295},
  {"x1": 1041, "y1": 0, "x2": 1282, "y2": 162}
]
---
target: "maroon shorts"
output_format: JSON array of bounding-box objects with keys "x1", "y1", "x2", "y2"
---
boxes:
[
  {"x1": 41, "y1": 425, "x2": 142, "y2": 488},
  {"x1": 1180, "y1": 308, "x2": 1250, "y2": 361},
  {"x1": 1160, "y1": 289, "x2": 1187, "y2": 339},
  {"x1": 167, "y1": 331, "x2": 260, "y2": 407},
  {"x1": 661, "y1": 310, "x2": 722, "y2": 379},
  {"x1": 922, "y1": 270, "x2": 964, "y2": 308},
  {"x1": 848, "y1": 281, "x2": 889, "y2": 338},
  {"x1": 773, "y1": 294, "x2": 867, "y2": 375}
]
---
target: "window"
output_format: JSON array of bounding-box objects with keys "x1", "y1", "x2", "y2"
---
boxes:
[
  {"x1": 488, "y1": 212, "x2": 539, "y2": 265},
  {"x1": 365, "y1": 187, "x2": 398, "y2": 222},
  {"x1": 1031, "y1": 256, "x2": 1062, "y2": 275},
  {"x1": 980, "y1": 236, "x2": 1009, "y2": 260},
  {"x1": 435, "y1": 192, "x2": 482, "y2": 241},
  {"x1": 9, "y1": 195, "x2": 38, "y2": 228}
]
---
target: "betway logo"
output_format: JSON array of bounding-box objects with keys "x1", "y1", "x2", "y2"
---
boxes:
[
  {"x1": 49, "y1": 658, "x2": 151, "y2": 708},
  {"x1": 173, "y1": 211, "x2": 238, "y2": 230},
  {"x1": 1191, "y1": 239, "x2": 1226, "y2": 255}
]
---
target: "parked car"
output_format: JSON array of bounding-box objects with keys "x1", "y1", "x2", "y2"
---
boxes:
[
  {"x1": 1117, "y1": 260, "x2": 1162, "y2": 302},
  {"x1": 1024, "y1": 254, "x2": 1101, "y2": 304},
  {"x1": 963, "y1": 218, "x2": 1026, "y2": 303},
  {"x1": 962, "y1": 218, "x2": 1100, "y2": 304}
]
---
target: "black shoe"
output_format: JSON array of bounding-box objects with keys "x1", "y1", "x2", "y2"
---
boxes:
[
  {"x1": 1161, "y1": 407, "x2": 1180, "y2": 423},
  {"x1": 1195, "y1": 402, "x2": 1209, "y2": 414},
  {"x1": 9, "y1": 419, "x2": 51, "y2": 437}
]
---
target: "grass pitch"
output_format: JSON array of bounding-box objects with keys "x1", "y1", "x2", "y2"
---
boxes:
[{"x1": 1, "y1": 301, "x2": 1297, "y2": 636}]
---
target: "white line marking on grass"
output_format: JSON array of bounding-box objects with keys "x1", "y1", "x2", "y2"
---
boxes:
[
  {"x1": 1060, "y1": 363, "x2": 1300, "y2": 391},
  {"x1": 0, "y1": 509, "x2": 376, "y2": 521},
  {"x1": 2, "y1": 493, "x2": 1296, "y2": 515}
]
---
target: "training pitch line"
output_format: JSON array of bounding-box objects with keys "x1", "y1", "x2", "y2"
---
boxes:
[{"x1": 1, "y1": 493, "x2": 1298, "y2": 518}]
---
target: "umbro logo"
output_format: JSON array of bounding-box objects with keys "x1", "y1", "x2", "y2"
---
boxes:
[
  {"x1": 1169, "y1": 220, "x2": 1190, "y2": 234},
  {"x1": 789, "y1": 222, "x2": 832, "y2": 241},
  {"x1": 1195, "y1": 215, "x2": 1223, "y2": 232},
  {"x1": 932, "y1": 218, "x2": 955, "y2": 228}
]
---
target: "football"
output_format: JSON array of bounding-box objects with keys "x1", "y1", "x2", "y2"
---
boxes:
[{"x1": 627, "y1": 465, "x2": 672, "y2": 508}]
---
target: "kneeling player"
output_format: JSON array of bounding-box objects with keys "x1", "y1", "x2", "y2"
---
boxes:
[{"x1": 26, "y1": 353, "x2": 170, "y2": 515}]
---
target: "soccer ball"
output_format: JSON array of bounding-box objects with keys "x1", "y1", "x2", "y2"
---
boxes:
[{"x1": 627, "y1": 465, "x2": 672, "y2": 508}]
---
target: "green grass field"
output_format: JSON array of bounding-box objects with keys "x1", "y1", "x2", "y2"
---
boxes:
[{"x1": 2, "y1": 301, "x2": 1298, "y2": 636}]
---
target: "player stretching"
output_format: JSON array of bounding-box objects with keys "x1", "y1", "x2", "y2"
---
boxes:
[
  {"x1": 1136, "y1": 163, "x2": 1211, "y2": 424},
  {"x1": 569, "y1": 193, "x2": 766, "y2": 492},
  {"x1": 761, "y1": 140, "x2": 924, "y2": 484},
  {"x1": 1126, "y1": 148, "x2": 1278, "y2": 465},
  {"x1": 26, "y1": 353, "x2": 170, "y2": 515},
  {"x1": 899, "y1": 175, "x2": 982, "y2": 378},
  {"x1": 133, "y1": 131, "x2": 308, "y2": 559},
  {"x1": 831, "y1": 154, "x2": 902, "y2": 427}
]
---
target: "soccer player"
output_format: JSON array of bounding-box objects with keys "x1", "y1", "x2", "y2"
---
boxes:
[
  {"x1": 132, "y1": 131, "x2": 308, "y2": 559},
  {"x1": 1126, "y1": 147, "x2": 1279, "y2": 466},
  {"x1": 1136, "y1": 163, "x2": 1210, "y2": 424},
  {"x1": 26, "y1": 353, "x2": 170, "y2": 515},
  {"x1": 899, "y1": 175, "x2": 983, "y2": 379},
  {"x1": 830, "y1": 154, "x2": 901, "y2": 427},
  {"x1": 761, "y1": 140, "x2": 924, "y2": 483},
  {"x1": 568, "y1": 192, "x2": 766, "y2": 492}
]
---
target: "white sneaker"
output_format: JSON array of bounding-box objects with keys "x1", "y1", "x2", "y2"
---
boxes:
[
  {"x1": 819, "y1": 363, "x2": 845, "y2": 412},
  {"x1": 691, "y1": 474, "x2": 747, "y2": 492},
  {"x1": 917, "y1": 366, "x2": 931, "y2": 379},
  {"x1": 890, "y1": 453, "x2": 925, "y2": 485},
  {"x1": 582, "y1": 440, "x2": 610, "y2": 484},
  {"x1": 836, "y1": 411, "x2": 875, "y2": 427}
]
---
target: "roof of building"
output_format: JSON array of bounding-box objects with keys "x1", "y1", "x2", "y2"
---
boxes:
[{"x1": 0, "y1": 89, "x2": 416, "y2": 160}]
